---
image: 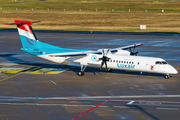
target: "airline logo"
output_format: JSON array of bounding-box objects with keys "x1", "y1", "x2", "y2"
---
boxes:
[
  {"x1": 117, "y1": 63, "x2": 135, "y2": 69},
  {"x1": 151, "y1": 65, "x2": 154, "y2": 70},
  {"x1": 91, "y1": 55, "x2": 97, "y2": 62}
]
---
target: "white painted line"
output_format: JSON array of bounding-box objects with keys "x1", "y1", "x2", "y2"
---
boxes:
[
  {"x1": 65, "y1": 95, "x2": 180, "y2": 99},
  {"x1": 50, "y1": 80, "x2": 57, "y2": 85},
  {"x1": 37, "y1": 103, "x2": 67, "y2": 106},
  {"x1": 24, "y1": 103, "x2": 37, "y2": 105},
  {"x1": 3, "y1": 95, "x2": 180, "y2": 100},
  {"x1": 64, "y1": 104, "x2": 94, "y2": 107},
  {"x1": 0, "y1": 102, "x2": 107, "y2": 107},
  {"x1": 156, "y1": 108, "x2": 179, "y2": 110},
  {"x1": 37, "y1": 104, "x2": 52, "y2": 106},
  {"x1": 127, "y1": 101, "x2": 135, "y2": 105},
  {"x1": 0, "y1": 103, "x2": 9, "y2": 105},
  {"x1": 51, "y1": 104, "x2": 66, "y2": 106},
  {"x1": 114, "y1": 106, "x2": 136, "y2": 108},
  {"x1": 69, "y1": 101, "x2": 91, "y2": 104},
  {"x1": 98, "y1": 106, "x2": 109, "y2": 108},
  {"x1": 10, "y1": 103, "x2": 24, "y2": 105}
]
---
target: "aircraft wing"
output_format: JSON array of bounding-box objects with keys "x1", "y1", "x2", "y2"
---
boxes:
[
  {"x1": 51, "y1": 51, "x2": 102, "y2": 57},
  {"x1": 110, "y1": 43, "x2": 143, "y2": 53},
  {"x1": 50, "y1": 43, "x2": 143, "y2": 57}
]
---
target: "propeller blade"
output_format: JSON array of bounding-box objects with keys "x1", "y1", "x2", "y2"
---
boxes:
[
  {"x1": 133, "y1": 43, "x2": 136, "y2": 53},
  {"x1": 102, "y1": 48, "x2": 104, "y2": 56},
  {"x1": 106, "y1": 48, "x2": 110, "y2": 56}
]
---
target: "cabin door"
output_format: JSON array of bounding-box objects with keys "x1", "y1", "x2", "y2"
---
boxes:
[{"x1": 136, "y1": 60, "x2": 141, "y2": 70}]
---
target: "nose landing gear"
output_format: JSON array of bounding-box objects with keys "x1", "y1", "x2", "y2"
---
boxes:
[{"x1": 165, "y1": 74, "x2": 170, "y2": 79}]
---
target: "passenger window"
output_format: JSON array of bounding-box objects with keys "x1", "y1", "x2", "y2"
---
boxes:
[
  {"x1": 113, "y1": 60, "x2": 115, "y2": 62},
  {"x1": 116, "y1": 60, "x2": 118, "y2": 63},
  {"x1": 121, "y1": 61, "x2": 123, "y2": 63},
  {"x1": 129, "y1": 61, "x2": 131, "y2": 64},
  {"x1": 132, "y1": 62, "x2": 134, "y2": 64},
  {"x1": 124, "y1": 61, "x2": 126, "y2": 63},
  {"x1": 119, "y1": 61, "x2": 121, "y2": 63},
  {"x1": 127, "y1": 61, "x2": 128, "y2": 64}
]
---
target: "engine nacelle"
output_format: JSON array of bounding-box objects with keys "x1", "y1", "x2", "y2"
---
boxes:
[{"x1": 113, "y1": 50, "x2": 130, "y2": 55}]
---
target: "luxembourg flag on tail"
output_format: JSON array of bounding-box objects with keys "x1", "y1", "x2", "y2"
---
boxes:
[{"x1": 4, "y1": 20, "x2": 40, "y2": 49}]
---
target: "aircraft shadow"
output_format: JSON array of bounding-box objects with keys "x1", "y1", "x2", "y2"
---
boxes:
[{"x1": 0, "y1": 54, "x2": 77, "y2": 70}]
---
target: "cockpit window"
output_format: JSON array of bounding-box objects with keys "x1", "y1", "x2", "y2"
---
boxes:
[
  {"x1": 162, "y1": 61, "x2": 168, "y2": 64},
  {"x1": 155, "y1": 61, "x2": 161, "y2": 64},
  {"x1": 155, "y1": 61, "x2": 168, "y2": 65}
]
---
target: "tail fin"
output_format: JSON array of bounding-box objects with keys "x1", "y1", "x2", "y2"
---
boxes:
[
  {"x1": 4, "y1": 20, "x2": 40, "y2": 49},
  {"x1": 4, "y1": 20, "x2": 86, "y2": 56}
]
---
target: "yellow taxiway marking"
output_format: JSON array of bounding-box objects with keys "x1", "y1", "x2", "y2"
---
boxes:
[
  {"x1": 30, "y1": 68, "x2": 68, "y2": 74},
  {"x1": 0, "y1": 72, "x2": 24, "y2": 82},
  {"x1": 0, "y1": 68, "x2": 26, "y2": 74},
  {"x1": 146, "y1": 76, "x2": 158, "y2": 78},
  {"x1": 126, "y1": 75, "x2": 137, "y2": 77},
  {"x1": 106, "y1": 73, "x2": 116, "y2": 75},
  {"x1": 0, "y1": 67, "x2": 40, "y2": 82},
  {"x1": 170, "y1": 78, "x2": 179, "y2": 79},
  {"x1": 0, "y1": 67, "x2": 68, "y2": 75}
]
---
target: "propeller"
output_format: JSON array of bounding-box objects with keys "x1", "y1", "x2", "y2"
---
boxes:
[
  {"x1": 130, "y1": 43, "x2": 139, "y2": 56},
  {"x1": 99, "y1": 48, "x2": 111, "y2": 70}
]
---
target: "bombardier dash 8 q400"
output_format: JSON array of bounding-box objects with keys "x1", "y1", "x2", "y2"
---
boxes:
[{"x1": 4, "y1": 20, "x2": 178, "y2": 78}]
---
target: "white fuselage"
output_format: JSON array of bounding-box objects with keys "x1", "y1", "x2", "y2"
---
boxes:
[{"x1": 38, "y1": 53, "x2": 178, "y2": 75}]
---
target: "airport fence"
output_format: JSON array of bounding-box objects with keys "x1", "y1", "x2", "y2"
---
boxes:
[{"x1": 1, "y1": 7, "x2": 180, "y2": 13}]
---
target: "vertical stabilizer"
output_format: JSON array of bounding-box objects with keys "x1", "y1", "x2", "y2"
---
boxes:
[{"x1": 4, "y1": 20, "x2": 40, "y2": 49}]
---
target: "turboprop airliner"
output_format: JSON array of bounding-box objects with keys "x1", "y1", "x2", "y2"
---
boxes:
[{"x1": 4, "y1": 20, "x2": 178, "y2": 78}]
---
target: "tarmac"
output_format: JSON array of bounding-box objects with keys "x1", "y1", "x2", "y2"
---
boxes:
[{"x1": 0, "y1": 31, "x2": 180, "y2": 120}]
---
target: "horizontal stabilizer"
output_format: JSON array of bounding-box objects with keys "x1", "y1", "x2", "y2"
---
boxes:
[{"x1": 4, "y1": 21, "x2": 40, "y2": 25}]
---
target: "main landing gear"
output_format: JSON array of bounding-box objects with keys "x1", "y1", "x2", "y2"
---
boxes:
[{"x1": 78, "y1": 65, "x2": 87, "y2": 76}]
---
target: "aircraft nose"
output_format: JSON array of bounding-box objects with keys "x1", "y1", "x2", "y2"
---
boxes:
[{"x1": 169, "y1": 66, "x2": 178, "y2": 74}]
